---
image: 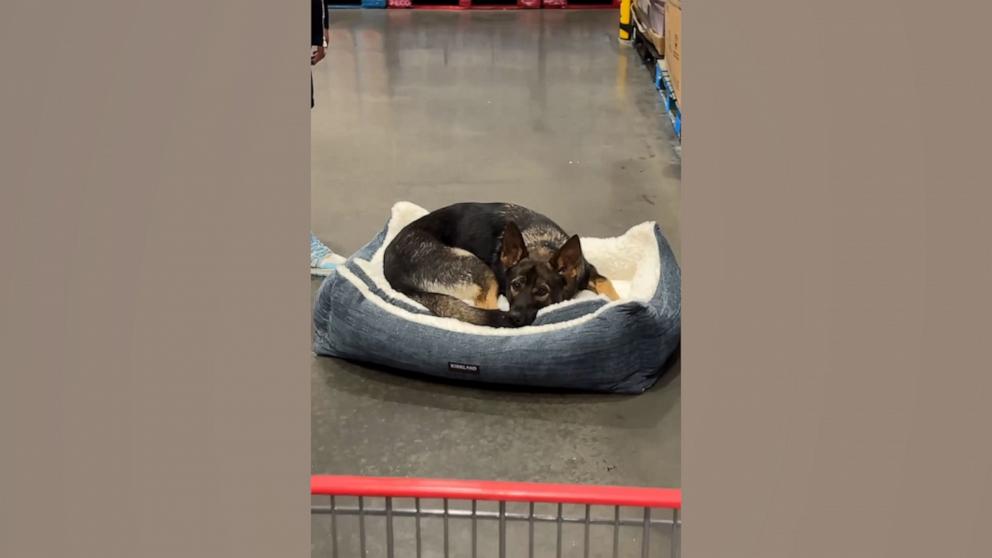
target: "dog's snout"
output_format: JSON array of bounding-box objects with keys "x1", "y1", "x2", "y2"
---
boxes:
[
  {"x1": 507, "y1": 307, "x2": 538, "y2": 327},
  {"x1": 510, "y1": 294, "x2": 533, "y2": 312}
]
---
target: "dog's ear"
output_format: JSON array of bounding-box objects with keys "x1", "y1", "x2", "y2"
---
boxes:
[
  {"x1": 552, "y1": 235, "x2": 585, "y2": 280},
  {"x1": 500, "y1": 222, "x2": 529, "y2": 268}
]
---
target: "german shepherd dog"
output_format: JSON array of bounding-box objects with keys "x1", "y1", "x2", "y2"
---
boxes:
[{"x1": 383, "y1": 203, "x2": 620, "y2": 328}]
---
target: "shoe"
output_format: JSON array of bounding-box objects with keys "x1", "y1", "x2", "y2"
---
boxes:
[{"x1": 311, "y1": 233, "x2": 347, "y2": 276}]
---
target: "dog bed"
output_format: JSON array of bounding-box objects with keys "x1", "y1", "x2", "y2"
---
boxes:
[{"x1": 312, "y1": 202, "x2": 681, "y2": 394}]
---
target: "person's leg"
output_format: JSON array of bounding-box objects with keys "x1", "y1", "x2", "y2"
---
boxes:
[{"x1": 311, "y1": 232, "x2": 346, "y2": 276}]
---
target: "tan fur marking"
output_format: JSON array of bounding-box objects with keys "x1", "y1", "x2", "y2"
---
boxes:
[
  {"x1": 423, "y1": 281, "x2": 481, "y2": 304},
  {"x1": 591, "y1": 277, "x2": 621, "y2": 301},
  {"x1": 474, "y1": 278, "x2": 500, "y2": 310},
  {"x1": 449, "y1": 247, "x2": 475, "y2": 258}
]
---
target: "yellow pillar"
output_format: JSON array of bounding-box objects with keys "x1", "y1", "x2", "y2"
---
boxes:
[{"x1": 619, "y1": 0, "x2": 634, "y2": 41}]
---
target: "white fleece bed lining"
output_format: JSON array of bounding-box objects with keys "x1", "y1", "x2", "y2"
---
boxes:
[{"x1": 340, "y1": 202, "x2": 662, "y2": 337}]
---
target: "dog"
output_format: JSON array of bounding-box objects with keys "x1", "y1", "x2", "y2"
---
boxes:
[{"x1": 383, "y1": 202, "x2": 620, "y2": 328}]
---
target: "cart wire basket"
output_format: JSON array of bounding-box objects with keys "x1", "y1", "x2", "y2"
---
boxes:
[{"x1": 311, "y1": 475, "x2": 681, "y2": 558}]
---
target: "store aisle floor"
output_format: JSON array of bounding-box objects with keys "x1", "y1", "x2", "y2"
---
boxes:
[{"x1": 311, "y1": 10, "x2": 680, "y2": 488}]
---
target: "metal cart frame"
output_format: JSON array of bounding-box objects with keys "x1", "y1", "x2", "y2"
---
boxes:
[{"x1": 311, "y1": 474, "x2": 681, "y2": 558}]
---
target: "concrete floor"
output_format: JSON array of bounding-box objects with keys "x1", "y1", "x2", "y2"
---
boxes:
[{"x1": 311, "y1": 9, "x2": 680, "y2": 542}]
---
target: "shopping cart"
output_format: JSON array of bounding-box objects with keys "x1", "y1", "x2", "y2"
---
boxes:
[{"x1": 311, "y1": 475, "x2": 681, "y2": 558}]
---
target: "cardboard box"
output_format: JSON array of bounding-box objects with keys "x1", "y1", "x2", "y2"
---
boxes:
[
  {"x1": 635, "y1": 0, "x2": 652, "y2": 18},
  {"x1": 647, "y1": 0, "x2": 666, "y2": 37},
  {"x1": 664, "y1": 0, "x2": 682, "y2": 107},
  {"x1": 633, "y1": 0, "x2": 666, "y2": 55}
]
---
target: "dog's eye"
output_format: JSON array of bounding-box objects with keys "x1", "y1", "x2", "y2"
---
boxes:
[
  {"x1": 510, "y1": 279, "x2": 524, "y2": 293},
  {"x1": 534, "y1": 286, "x2": 549, "y2": 298}
]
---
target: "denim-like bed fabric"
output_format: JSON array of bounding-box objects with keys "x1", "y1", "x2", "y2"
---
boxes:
[{"x1": 313, "y1": 216, "x2": 681, "y2": 394}]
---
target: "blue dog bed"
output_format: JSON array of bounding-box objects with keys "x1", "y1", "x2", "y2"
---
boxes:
[{"x1": 313, "y1": 202, "x2": 681, "y2": 394}]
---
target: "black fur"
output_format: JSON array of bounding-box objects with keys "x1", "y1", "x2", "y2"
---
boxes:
[{"x1": 383, "y1": 203, "x2": 609, "y2": 328}]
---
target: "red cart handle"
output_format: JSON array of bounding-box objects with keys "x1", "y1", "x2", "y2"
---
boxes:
[{"x1": 311, "y1": 474, "x2": 681, "y2": 510}]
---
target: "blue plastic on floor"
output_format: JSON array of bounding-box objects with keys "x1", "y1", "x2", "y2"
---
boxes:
[{"x1": 655, "y1": 61, "x2": 682, "y2": 140}]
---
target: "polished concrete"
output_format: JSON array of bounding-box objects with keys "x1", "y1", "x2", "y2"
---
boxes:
[{"x1": 311, "y1": 6, "x2": 680, "y2": 528}]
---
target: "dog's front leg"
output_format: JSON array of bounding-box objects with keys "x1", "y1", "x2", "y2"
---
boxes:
[
  {"x1": 588, "y1": 275, "x2": 621, "y2": 301},
  {"x1": 474, "y1": 277, "x2": 500, "y2": 309}
]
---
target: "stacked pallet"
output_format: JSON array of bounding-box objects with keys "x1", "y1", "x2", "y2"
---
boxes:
[
  {"x1": 663, "y1": 0, "x2": 681, "y2": 110},
  {"x1": 624, "y1": 0, "x2": 681, "y2": 139},
  {"x1": 632, "y1": 0, "x2": 665, "y2": 55}
]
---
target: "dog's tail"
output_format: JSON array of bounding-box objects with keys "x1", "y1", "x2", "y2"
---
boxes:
[{"x1": 405, "y1": 292, "x2": 535, "y2": 328}]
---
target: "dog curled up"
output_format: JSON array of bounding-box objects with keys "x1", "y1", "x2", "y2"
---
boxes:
[{"x1": 383, "y1": 203, "x2": 620, "y2": 328}]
